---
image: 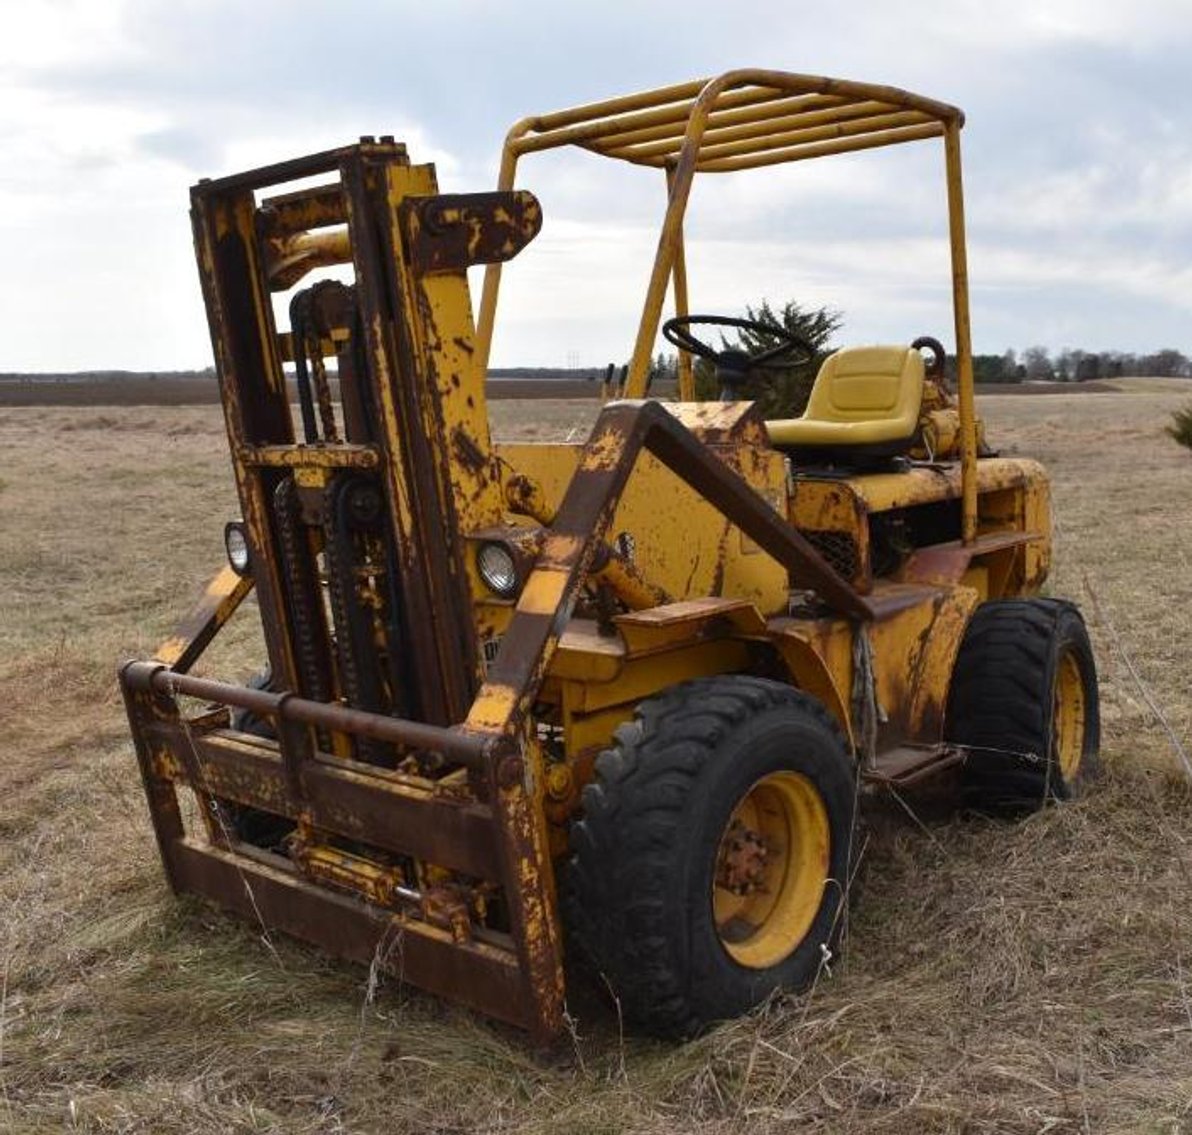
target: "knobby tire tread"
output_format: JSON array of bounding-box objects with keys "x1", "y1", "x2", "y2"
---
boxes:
[
  {"x1": 564, "y1": 674, "x2": 850, "y2": 1037},
  {"x1": 948, "y1": 597, "x2": 1098, "y2": 808}
]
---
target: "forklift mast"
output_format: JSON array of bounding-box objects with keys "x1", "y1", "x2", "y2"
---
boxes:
[
  {"x1": 119, "y1": 140, "x2": 570, "y2": 1037},
  {"x1": 191, "y1": 140, "x2": 539, "y2": 740}
]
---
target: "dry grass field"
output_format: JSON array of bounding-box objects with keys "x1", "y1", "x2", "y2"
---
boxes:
[{"x1": 3, "y1": 384, "x2": 1192, "y2": 1133}]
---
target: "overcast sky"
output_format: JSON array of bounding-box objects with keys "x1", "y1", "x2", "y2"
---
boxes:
[{"x1": 3, "y1": 0, "x2": 1191, "y2": 371}]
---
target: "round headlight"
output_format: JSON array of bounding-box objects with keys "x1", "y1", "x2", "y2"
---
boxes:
[
  {"x1": 477, "y1": 541, "x2": 519, "y2": 598},
  {"x1": 224, "y1": 522, "x2": 251, "y2": 576}
]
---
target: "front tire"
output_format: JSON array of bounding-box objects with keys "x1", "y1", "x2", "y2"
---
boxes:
[
  {"x1": 948, "y1": 598, "x2": 1100, "y2": 810},
  {"x1": 565, "y1": 675, "x2": 856, "y2": 1038}
]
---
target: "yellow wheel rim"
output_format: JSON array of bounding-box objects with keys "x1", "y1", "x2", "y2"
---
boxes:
[
  {"x1": 1054, "y1": 649, "x2": 1086, "y2": 781},
  {"x1": 712, "y1": 771, "x2": 831, "y2": 969}
]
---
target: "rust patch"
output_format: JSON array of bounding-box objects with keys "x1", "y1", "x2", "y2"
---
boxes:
[
  {"x1": 452, "y1": 425, "x2": 488, "y2": 476},
  {"x1": 579, "y1": 426, "x2": 626, "y2": 472}
]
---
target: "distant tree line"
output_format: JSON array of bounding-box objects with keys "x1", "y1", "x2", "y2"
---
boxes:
[
  {"x1": 489, "y1": 366, "x2": 608, "y2": 381},
  {"x1": 645, "y1": 300, "x2": 1192, "y2": 396},
  {"x1": 0, "y1": 367, "x2": 217, "y2": 383},
  {"x1": 8, "y1": 344, "x2": 1192, "y2": 392},
  {"x1": 973, "y1": 347, "x2": 1192, "y2": 384}
]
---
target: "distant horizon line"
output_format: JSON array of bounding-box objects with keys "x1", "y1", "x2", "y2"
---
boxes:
[
  {"x1": 5, "y1": 352, "x2": 1192, "y2": 384},
  {"x1": 0, "y1": 366, "x2": 618, "y2": 383}
]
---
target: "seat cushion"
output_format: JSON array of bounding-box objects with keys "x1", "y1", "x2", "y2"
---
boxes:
[{"x1": 767, "y1": 346, "x2": 925, "y2": 448}]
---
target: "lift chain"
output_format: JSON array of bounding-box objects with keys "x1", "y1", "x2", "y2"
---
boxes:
[
  {"x1": 323, "y1": 475, "x2": 390, "y2": 766},
  {"x1": 308, "y1": 338, "x2": 340, "y2": 444},
  {"x1": 273, "y1": 477, "x2": 333, "y2": 721}
]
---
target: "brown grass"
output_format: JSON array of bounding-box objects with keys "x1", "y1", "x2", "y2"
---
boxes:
[{"x1": 2, "y1": 393, "x2": 1192, "y2": 1132}]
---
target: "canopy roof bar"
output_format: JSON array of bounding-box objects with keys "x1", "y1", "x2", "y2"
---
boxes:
[
  {"x1": 581, "y1": 95, "x2": 857, "y2": 153},
  {"x1": 557, "y1": 99, "x2": 941, "y2": 170},
  {"x1": 512, "y1": 88, "x2": 815, "y2": 157},
  {"x1": 698, "y1": 122, "x2": 945, "y2": 172},
  {"x1": 594, "y1": 98, "x2": 897, "y2": 161}
]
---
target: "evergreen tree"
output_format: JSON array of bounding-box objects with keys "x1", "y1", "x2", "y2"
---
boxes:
[{"x1": 691, "y1": 299, "x2": 843, "y2": 418}]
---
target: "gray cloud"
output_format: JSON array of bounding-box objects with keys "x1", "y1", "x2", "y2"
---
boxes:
[{"x1": 2, "y1": 0, "x2": 1191, "y2": 369}]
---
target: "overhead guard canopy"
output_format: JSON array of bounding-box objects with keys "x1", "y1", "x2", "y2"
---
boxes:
[
  {"x1": 476, "y1": 69, "x2": 979, "y2": 544},
  {"x1": 502, "y1": 71, "x2": 962, "y2": 171}
]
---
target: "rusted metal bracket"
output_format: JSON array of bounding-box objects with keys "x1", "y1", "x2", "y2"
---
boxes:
[
  {"x1": 402, "y1": 191, "x2": 542, "y2": 274},
  {"x1": 152, "y1": 566, "x2": 254, "y2": 675}
]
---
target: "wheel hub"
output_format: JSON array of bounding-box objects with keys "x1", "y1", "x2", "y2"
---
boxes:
[
  {"x1": 715, "y1": 818, "x2": 771, "y2": 895},
  {"x1": 712, "y1": 770, "x2": 831, "y2": 969}
]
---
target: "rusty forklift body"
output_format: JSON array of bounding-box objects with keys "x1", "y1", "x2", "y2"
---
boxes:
[{"x1": 121, "y1": 71, "x2": 1097, "y2": 1040}]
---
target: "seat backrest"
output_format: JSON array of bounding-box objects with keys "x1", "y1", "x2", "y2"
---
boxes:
[{"x1": 803, "y1": 346, "x2": 924, "y2": 426}]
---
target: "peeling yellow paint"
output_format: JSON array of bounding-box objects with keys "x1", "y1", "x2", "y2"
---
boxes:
[{"x1": 517, "y1": 570, "x2": 569, "y2": 617}]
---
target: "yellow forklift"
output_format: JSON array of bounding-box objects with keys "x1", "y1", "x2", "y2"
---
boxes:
[{"x1": 120, "y1": 69, "x2": 1098, "y2": 1040}]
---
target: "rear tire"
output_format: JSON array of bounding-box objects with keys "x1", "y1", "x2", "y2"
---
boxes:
[
  {"x1": 213, "y1": 669, "x2": 294, "y2": 851},
  {"x1": 230, "y1": 667, "x2": 276, "y2": 739},
  {"x1": 947, "y1": 598, "x2": 1100, "y2": 810},
  {"x1": 565, "y1": 675, "x2": 856, "y2": 1038}
]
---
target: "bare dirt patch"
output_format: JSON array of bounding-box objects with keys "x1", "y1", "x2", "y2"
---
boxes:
[{"x1": 2, "y1": 392, "x2": 1191, "y2": 1132}]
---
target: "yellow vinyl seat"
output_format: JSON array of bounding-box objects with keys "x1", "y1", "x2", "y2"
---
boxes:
[{"x1": 766, "y1": 345, "x2": 925, "y2": 462}]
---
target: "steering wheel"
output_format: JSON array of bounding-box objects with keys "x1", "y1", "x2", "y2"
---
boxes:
[
  {"x1": 663, "y1": 314, "x2": 816, "y2": 399},
  {"x1": 911, "y1": 336, "x2": 947, "y2": 380}
]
